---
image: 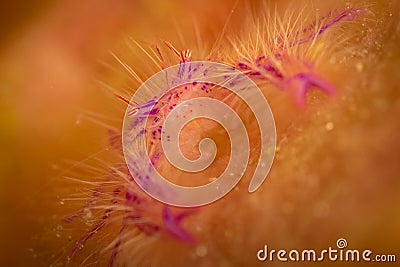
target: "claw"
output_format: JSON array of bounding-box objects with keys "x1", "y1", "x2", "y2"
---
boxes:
[
  {"x1": 286, "y1": 72, "x2": 336, "y2": 107},
  {"x1": 162, "y1": 206, "x2": 196, "y2": 243}
]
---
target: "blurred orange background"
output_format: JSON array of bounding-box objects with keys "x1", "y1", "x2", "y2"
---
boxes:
[
  {"x1": 0, "y1": 0, "x2": 230, "y2": 266},
  {"x1": 1, "y1": 1, "x2": 400, "y2": 266},
  {"x1": 0, "y1": 1, "x2": 241, "y2": 265}
]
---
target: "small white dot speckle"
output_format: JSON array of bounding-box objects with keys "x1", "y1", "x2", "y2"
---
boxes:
[
  {"x1": 196, "y1": 245, "x2": 208, "y2": 257},
  {"x1": 325, "y1": 122, "x2": 334, "y2": 131}
]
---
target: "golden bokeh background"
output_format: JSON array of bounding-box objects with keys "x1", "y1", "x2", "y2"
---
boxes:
[
  {"x1": 1, "y1": 1, "x2": 399, "y2": 266},
  {"x1": 0, "y1": 1, "x2": 239, "y2": 265}
]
